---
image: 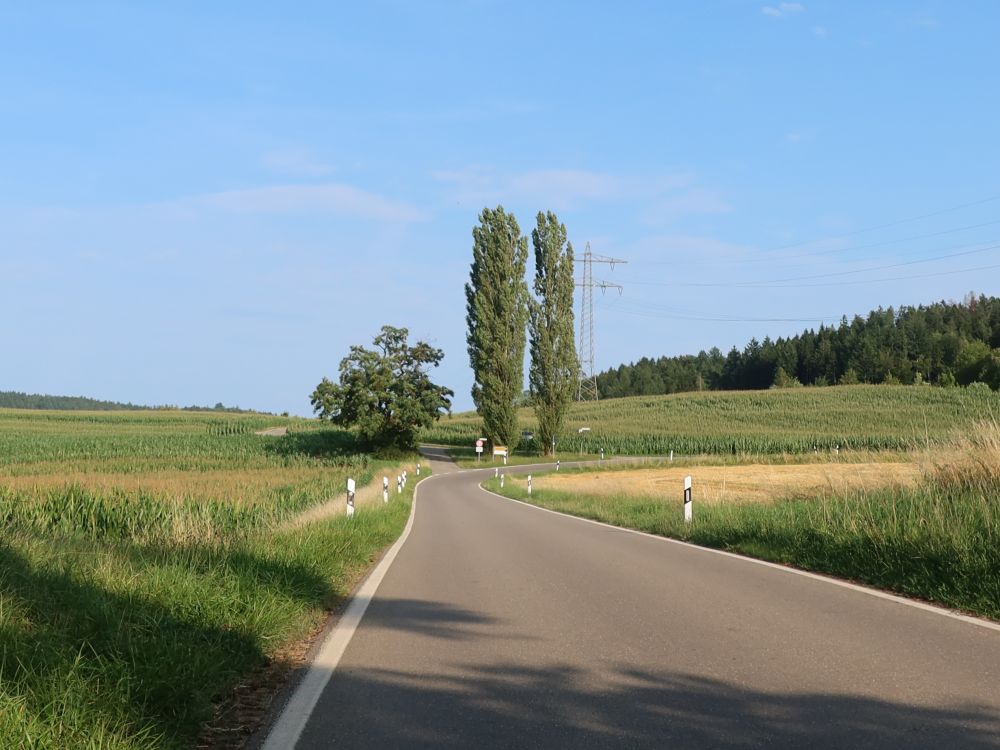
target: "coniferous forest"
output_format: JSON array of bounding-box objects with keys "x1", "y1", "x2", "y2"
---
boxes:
[
  {"x1": 0, "y1": 391, "x2": 259, "y2": 413},
  {"x1": 597, "y1": 294, "x2": 1000, "y2": 397}
]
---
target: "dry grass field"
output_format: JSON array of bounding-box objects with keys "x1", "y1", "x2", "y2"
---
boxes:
[{"x1": 533, "y1": 461, "x2": 921, "y2": 505}]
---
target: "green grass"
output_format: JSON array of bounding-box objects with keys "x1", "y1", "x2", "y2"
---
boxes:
[
  {"x1": 486, "y1": 460, "x2": 1000, "y2": 621},
  {"x1": 425, "y1": 384, "x2": 1000, "y2": 456},
  {"x1": 0, "y1": 408, "x2": 424, "y2": 748},
  {"x1": 0, "y1": 495, "x2": 417, "y2": 748}
]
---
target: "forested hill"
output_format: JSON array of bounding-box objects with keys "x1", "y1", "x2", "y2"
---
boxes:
[
  {"x1": 0, "y1": 391, "x2": 259, "y2": 413},
  {"x1": 597, "y1": 295, "x2": 1000, "y2": 397}
]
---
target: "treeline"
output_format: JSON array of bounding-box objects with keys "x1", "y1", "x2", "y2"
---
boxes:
[
  {"x1": 0, "y1": 391, "x2": 263, "y2": 413},
  {"x1": 598, "y1": 294, "x2": 1000, "y2": 397}
]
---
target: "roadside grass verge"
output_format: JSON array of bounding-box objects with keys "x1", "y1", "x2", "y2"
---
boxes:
[
  {"x1": 0, "y1": 467, "x2": 423, "y2": 748},
  {"x1": 484, "y1": 426, "x2": 1000, "y2": 621}
]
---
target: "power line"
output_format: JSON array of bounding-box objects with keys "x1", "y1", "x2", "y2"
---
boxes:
[
  {"x1": 640, "y1": 217, "x2": 1000, "y2": 267},
  {"x1": 602, "y1": 298, "x2": 843, "y2": 324},
  {"x1": 761, "y1": 193, "x2": 1000, "y2": 252},
  {"x1": 749, "y1": 261, "x2": 1000, "y2": 289},
  {"x1": 576, "y1": 243, "x2": 625, "y2": 401},
  {"x1": 619, "y1": 239, "x2": 1000, "y2": 288},
  {"x1": 615, "y1": 261, "x2": 1000, "y2": 292}
]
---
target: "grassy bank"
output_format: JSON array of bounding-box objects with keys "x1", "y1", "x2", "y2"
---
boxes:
[
  {"x1": 426, "y1": 384, "x2": 1000, "y2": 455},
  {"x1": 0, "y1": 409, "x2": 423, "y2": 748},
  {"x1": 485, "y1": 425, "x2": 1000, "y2": 621}
]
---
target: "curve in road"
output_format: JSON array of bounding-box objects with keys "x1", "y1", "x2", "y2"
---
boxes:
[{"x1": 266, "y1": 450, "x2": 1000, "y2": 749}]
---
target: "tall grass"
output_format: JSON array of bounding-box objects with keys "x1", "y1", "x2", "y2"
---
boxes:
[
  {"x1": 0, "y1": 408, "x2": 424, "y2": 748},
  {"x1": 0, "y1": 492, "x2": 416, "y2": 748}
]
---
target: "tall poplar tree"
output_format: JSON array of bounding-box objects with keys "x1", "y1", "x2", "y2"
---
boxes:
[
  {"x1": 465, "y1": 206, "x2": 529, "y2": 449},
  {"x1": 529, "y1": 211, "x2": 578, "y2": 455}
]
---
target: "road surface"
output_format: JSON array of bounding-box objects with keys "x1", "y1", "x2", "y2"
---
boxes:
[{"x1": 276, "y1": 449, "x2": 1000, "y2": 748}]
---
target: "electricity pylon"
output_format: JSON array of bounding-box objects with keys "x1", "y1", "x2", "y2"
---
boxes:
[{"x1": 576, "y1": 242, "x2": 625, "y2": 401}]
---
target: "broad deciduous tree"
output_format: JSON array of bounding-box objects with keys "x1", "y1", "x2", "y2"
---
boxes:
[
  {"x1": 529, "y1": 211, "x2": 578, "y2": 455},
  {"x1": 465, "y1": 206, "x2": 529, "y2": 449},
  {"x1": 311, "y1": 325, "x2": 452, "y2": 451}
]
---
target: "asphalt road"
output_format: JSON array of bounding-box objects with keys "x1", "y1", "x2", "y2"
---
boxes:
[{"x1": 287, "y1": 450, "x2": 1000, "y2": 749}]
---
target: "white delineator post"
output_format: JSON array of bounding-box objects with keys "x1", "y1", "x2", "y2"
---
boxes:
[
  {"x1": 669, "y1": 450, "x2": 674, "y2": 462},
  {"x1": 383, "y1": 476, "x2": 389, "y2": 503},
  {"x1": 527, "y1": 475, "x2": 532, "y2": 495},
  {"x1": 500, "y1": 472, "x2": 504, "y2": 489},
  {"x1": 495, "y1": 467, "x2": 499, "y2": 479},
  {"x1": 346, "y1": 478, "x2": 356, "y2": 519},
  {"x1": 416, "y1": 462, "x2": 421, "y2": 476},
  {"x1": 397, "y1": 475, "x2": 402, "y2": 494},
  {"x1": 556, "y1": 460, "x2": 560, "y2": 472},
  {"x1": 683, "y1": 475, "x2": 693, "y2": 523},
  {"x1": 600, "y1": 448, "x2": 605, "y2": 461}
]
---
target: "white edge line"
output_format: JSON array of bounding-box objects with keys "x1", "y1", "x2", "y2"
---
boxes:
[
  {"x1": 477, "y1": 483, "x2": 1000, "y2": 634},
  {"x1": 262, "y1": 475, "x2": 432, "y2": 750}
]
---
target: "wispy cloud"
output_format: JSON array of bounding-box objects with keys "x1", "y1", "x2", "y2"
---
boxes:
[
  {"x1": 432, "y1": 167, "x2": 621, "y2": 210},
  {"x1": 432, "y1": 167, "x2": 700, "y2": 214},
  {"x1": 785, "y1": 130, "x2": 818, "y2": 144},
  {"x1": 261, "y1": 148, "x2": 332, "y2": 177},
  {"x1": 644, "y1": 188, "x2": 731, "y2": 224},
  {"x1": 761, "y1": 2, "x2": 805, "y2": 18},
  {"x1": 193, "y1": 183, "x2": 426, "y2": 222},
  {"x1": 812, "y1": 25, "x2": 827, "y2": 36},
  {"x1": 388, "y1": 100, "x2": 540, "y2": 125}
]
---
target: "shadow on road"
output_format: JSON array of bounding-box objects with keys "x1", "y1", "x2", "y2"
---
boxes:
[
  {"x1": 303, "y1": 659, "x2": 1000, "y2": 749},
  {"x1": 353, "y1": 597, "x2": 541, "y2": 643}
]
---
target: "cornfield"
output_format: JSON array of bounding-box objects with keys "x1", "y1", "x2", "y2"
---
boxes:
[
  {"x1": 0, "y1": 408, "x2": 370, "y2": 541},
  {"x1": 424, "y1": 384, "x2": 1000, "y2": 455}
]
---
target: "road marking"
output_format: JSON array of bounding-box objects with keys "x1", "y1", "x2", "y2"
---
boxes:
[
  {"x1": 262, "y1": 476, "x2": 432, "y2": 750},
  {"x1": 478, "y1": 483, "x2": 1000, "y2": 634}
]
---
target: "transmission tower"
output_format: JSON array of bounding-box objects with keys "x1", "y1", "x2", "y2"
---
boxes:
[{"x1": 577, "y1": 242, "x2": 626, "y2": 401}]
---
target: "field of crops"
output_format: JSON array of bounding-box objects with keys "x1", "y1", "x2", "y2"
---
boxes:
[
  {"x1": 0, "y1": 408, "x2": 420, "y2": 748},
  {"x1": 424, "y1": 384, "x2": 1000, "y2": 455},
  {"x1": 0, "y1": 409, "x2": 374, "y2": 540}
]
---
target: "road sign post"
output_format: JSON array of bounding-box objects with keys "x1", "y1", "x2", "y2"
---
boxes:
[
  {"x1": 683, "y1": 475, "x2": 692, "y2": 523},
  {"x1": 493, "y1": 445, "x2": 508, "y2": 466},
  {"x1": 346, "y1": 477, "x2": 356, "y2": 519},
  {"x1": 475, "y1": 439, "x2": 484, "y2": 462}
]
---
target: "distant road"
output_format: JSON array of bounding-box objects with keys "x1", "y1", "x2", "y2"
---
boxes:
[{"x1": 276, "y1": 449, "x2": 1000, "y2": 749}]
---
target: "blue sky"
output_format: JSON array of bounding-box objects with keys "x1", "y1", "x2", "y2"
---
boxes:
[{"x1": 2, "y1": 1, "x2": 998, "y2": 414}]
